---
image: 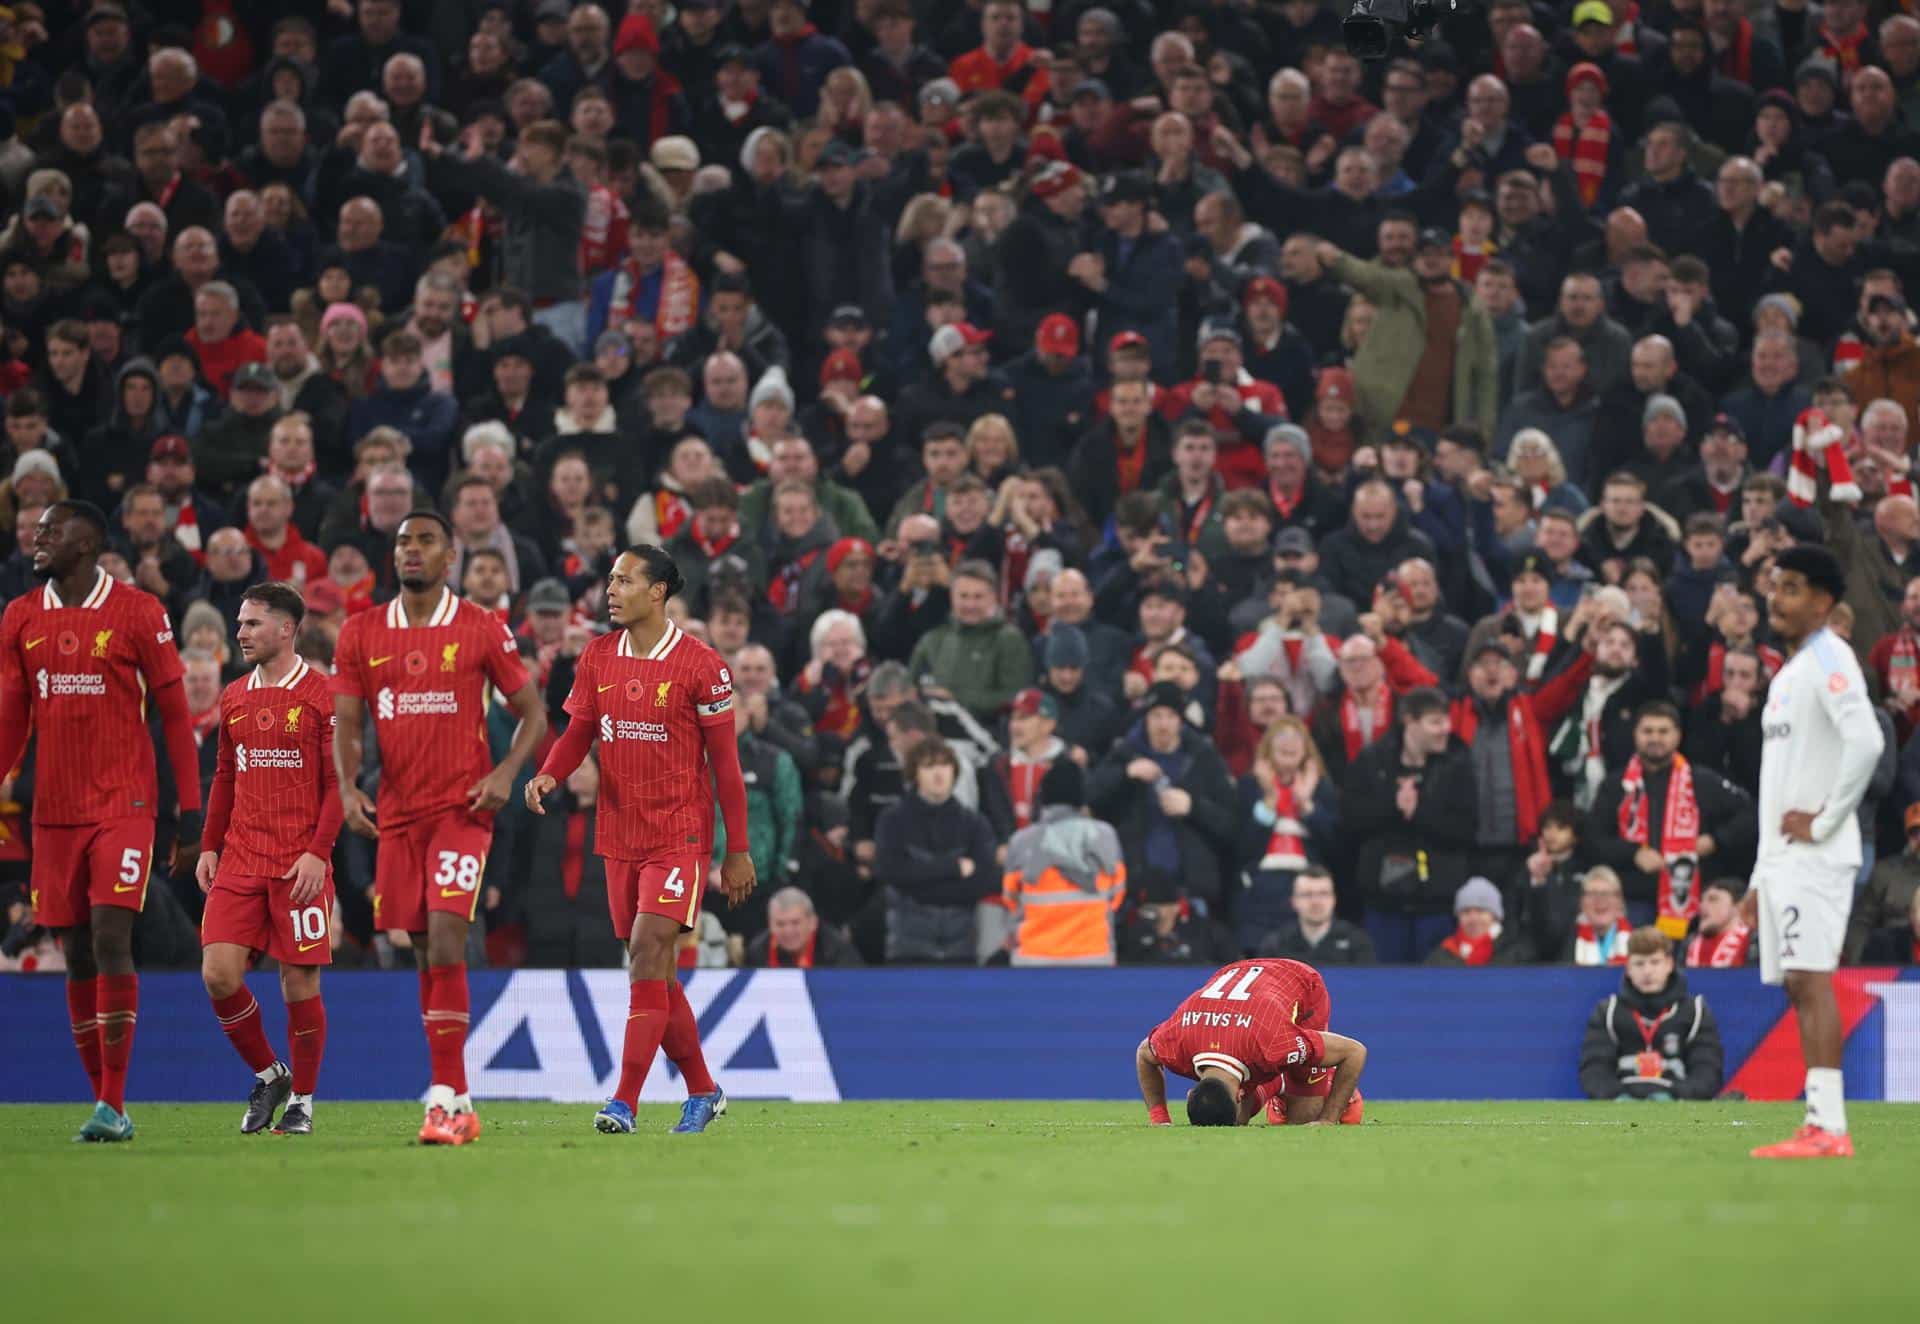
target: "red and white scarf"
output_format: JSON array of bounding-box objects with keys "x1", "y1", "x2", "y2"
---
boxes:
[
  {"x1": 1339, "y1": 684, "x2": 1392, "y2": 761},
  {"x1": 1685, "y1": 922, "x2": 1752, "y2": 968},
  {"x1": 1439, "y1": 925, "x2": 1498, "y2": 966},
  {"x1": 1786, "y1": 408, "x2": 1861, "y2": 508},
  {"x1": 171, "y1": 499, "x2": 205, "y2": 565},
  {"x1": 1886, "y1": 627, "x2": 1920, "y2": 698},
  {"x1": 611, "y1": 249, "x2": 699, "y2": 342},
  {"x1": 1524, "y1": 606, "x2": 1558, "y2": 682},
  {"x1": 1618, "y1": 753, "x2": 1701, "y2": 936},
  {"x1": 765, "y1": 932, "x2": 819, "y2": 968},
  {"x1": 578, "y1": 184, "x2": 631, "y2": 276},
  {"x1": 1574, "y1": 917, "x2": 1633, "y2": 965},
  {"x1": 689, "y1": 518, "x2": 740, "y2": 561},
  {"x1": 652, "y1": 489, "x2": 692, "y2": 542},
  {"x1": 1552, "y1": 107, "x2": 1612, "y2": 209},
  {"x1": 1259, "y1": 784, "x2": 1308, "y2": 872}
]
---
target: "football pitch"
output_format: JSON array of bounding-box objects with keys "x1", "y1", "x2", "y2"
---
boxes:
[{"x1": 6, "y1": 1101, "x2": 1915, "y2": 1323}]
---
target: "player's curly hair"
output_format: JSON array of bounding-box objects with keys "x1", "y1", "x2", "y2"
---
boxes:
[
  {"x1": 628, "y1": 543, "x2": 686, "y2": 600},
  {"x1": 1187, "y1": 1077, "x2": 1238, "y2": 1127}
]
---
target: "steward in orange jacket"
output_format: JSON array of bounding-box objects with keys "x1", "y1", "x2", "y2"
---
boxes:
[{"x1": 1000, "y1": 762, "x2": 1126, "y2": 966}]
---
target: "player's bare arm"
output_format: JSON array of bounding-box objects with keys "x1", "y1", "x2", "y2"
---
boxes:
[
  {"x1": 1311, "y1": 1033, "x2": 1368, "y2": 1127},
  {"x1": 1135, "y1": 1038, "x2": 1171, "y2": 1124},
  {"x1": 469, "y1": 679, "x2": 547, "y2": 812},
  {"x1": 331, "y1": 693, "x2": 378, "y2": 838}
]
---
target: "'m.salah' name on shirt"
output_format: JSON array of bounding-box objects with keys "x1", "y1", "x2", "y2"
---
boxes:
[{"x1": 1181, "y1": 1011, "x2": 1256, "y2": 1029}]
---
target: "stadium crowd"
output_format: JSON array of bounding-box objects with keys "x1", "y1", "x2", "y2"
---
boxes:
[{"x1": 7, "y1": 0, "x2": 1920, "y2": 975}]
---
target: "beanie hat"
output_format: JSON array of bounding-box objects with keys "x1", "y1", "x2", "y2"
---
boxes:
[
  {"x1": 826, "y1": 536, "x2": 873, "y2": 574},
  {"x1": 748, "y1": 364, "x2": 795, "y2": 413},
  {"x1": 1044, "y1": 624, "x2": 1089, "y2": 669},
  {"x1": 1454, "y1": 876, "x2": 1504, "y2": 921},
  {"x1": 1038, "y1": 759, "x2": 1086, "y2": 809},
  {"x1": 1143, "y1": 680, "x2": 1188, "y2": 718}
]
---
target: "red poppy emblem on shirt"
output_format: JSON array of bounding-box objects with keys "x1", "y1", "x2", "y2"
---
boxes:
[
  {"x1": 56, "y1": 631, "x2": 79, "y2": 656},
  {"x1": 624, "y1": 677, "x2": 645, "y2": 703},
  {"x1": 256, "y1": 708, "x2": 276, "y2": 731},
  {"x1": 1829, "y1": 672, "x2": 1850, "y2": 694},
  {"x1": 405, "y1": 650, "x2": 428, "y2": 677}
]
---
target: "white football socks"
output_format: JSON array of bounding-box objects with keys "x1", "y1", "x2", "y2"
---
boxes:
[{"x1": 1805, "y1": 1067, "x2": 1848, "y2": 1136}]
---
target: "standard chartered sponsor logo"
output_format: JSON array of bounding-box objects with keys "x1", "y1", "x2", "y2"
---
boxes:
[
  {"x1": 377, "y1": 686, "x2": 459, "y2": 718},
  {"x1": 236, "y1": 743, "x2": 304, "y2": 772},
  {"x1": 47, "y1": 672, "x2": 107, "y2": 697},
  {"x1": 607, "y1": 719, "x2": 670, "y2": 742}
]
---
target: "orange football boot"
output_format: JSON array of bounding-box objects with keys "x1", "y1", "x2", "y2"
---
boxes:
[
  {"x1": 417, "y1": 1103, "x2": 459, "y2": 1145},
  {"x1": 1750, "y1": 1125, "x2": 1854, "y2": 1159},
  {"x1": 446, "y1": 1109, "x2": 483, "y2": 1145}
]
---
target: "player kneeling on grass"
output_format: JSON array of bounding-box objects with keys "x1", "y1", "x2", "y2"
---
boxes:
[
  {"x1": 526, "y1": 545, "x2": 756, "y2": 1135},
  {"x1": 197, "y1": 583, "x2": 342, "y2": 1136},
  {"x1": 1578, "y1": 926, "x2": 1724, "y2": 1102},
  {"x1": 1135, "y1": 959, "x2": 1366, "y2": 1127}
]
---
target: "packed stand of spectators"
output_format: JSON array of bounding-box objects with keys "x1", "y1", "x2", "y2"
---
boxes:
[{"x1": 12, "y1": 0, "x2": 1920, "y2": 973}]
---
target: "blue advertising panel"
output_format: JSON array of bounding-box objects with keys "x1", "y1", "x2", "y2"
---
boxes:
[{"x1": 2, "y1": 968, "x2": 1916, "y2": 1104}]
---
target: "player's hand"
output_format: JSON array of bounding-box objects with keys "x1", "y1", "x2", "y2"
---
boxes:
[
  {"x1": 171, "y1": 810, "x2": 202, "y2": 876},
  {"x1": 468, "y1": 765, "x2": 515, "y2": 813},
  {"x1": 1780, "y1": 809, "x2": 1818, "y2": 843},
  {"x1": 524, "y1": 772, "x2": 558, "y2": 815},
  {"x1": 1738, "y1": 885, "x2": 1759, "y2": 929},
  {"x1": 342, "y1": 785, "x2": 379, "y2": 839},
  {"x1": 719, "y1": 850, "x2": 757, "y2": 907},
  {"x1": 195, "y1": 850, "x2": 220, "y2": 894},
  {"x1": 284, "y1": 852, "x2": 328, "y2": 905}
]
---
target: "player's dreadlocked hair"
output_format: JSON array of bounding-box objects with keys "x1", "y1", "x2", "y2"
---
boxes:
[
  {"x1": 1187, "y1": 1077, "x2": 1238, "y2": 1127},
  {"x1": 628, "y1": 543, "x2": 686, "y2": 600}
]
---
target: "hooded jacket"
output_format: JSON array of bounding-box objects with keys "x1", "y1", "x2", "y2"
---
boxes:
[
  {"x1": 1001, "y1": 805, "x2": 1126, "y2": 965},
  {"x1": 907, "y1": 611, "x2": 1035, "y2": 723},
  {"x1": 1326, "y1": 253, "x2": 1498, "y2": 443}
]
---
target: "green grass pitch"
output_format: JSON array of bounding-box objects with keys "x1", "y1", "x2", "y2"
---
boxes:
[{"x1": 6, "y1": 1100, "x2": 1916, "y2": 1323}]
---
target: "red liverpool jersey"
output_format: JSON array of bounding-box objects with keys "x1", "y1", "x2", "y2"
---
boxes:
[
  {"x1": 561, "y1": 620, "x2": 734, "y2": 861},
  {"x1": 0, "y1": 568, "x2": 184, "y2": 825},
  {"x1": 207, "y1": 659, "x2": 339, "y2": 876},
  {"x1": 1147, "y1": 961, "x2": 1329, "y2": 1086},
  {"x1": 330, "y1": 587, "x2": 530, "y2": 829}
]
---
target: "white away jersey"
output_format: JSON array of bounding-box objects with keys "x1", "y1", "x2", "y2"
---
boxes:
[{"x1": 1758, "y1": 628, "x2": 1883, "y2": 868}]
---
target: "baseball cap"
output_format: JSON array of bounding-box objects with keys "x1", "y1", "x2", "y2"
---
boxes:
[
  {"x1": 929, "y1": 321, "x2": 992, "y2": 363},
  {"x1": 1010, "y1": 688, "x2": 1060, "y2": 720},
  {"x1": 1512, "y1": 551, "x2": 1552, "y2": 581},
  {"x1": 84, "y1": 3, "x2": 130, "y2": 27},
  {"x1": 819, "y1": 347, "x2": 863, "y2": 385},
  {"x1": 1036, "y1": 313, "x2": 1080, "y2": 357},
  {"x1": 1869, "y1": 292, "x2": 1910, "y2": 315},
  {"x1": 1385, "y1": 420, "x2": 1434, "y2": 452},
  {"x1": 23, "y1": 194, "x2": 61, "y2": 221},
  {"x1": 232, "y1": 361, "x2": 276, "y2": 392},
  {"x1": 151, "y1": 435, "x2": 192, "y2": 463},
  {"x1": 1416, "y1": 227, "x2": 1451, "y2": 253},
  {"x1": 828, "y1": 304, "x2": 870, "y2": 329},
  {"x1": 1571, "y1": 0, "x2": 1613, "y2": 27},
  {"x1": 816, "y1": 139, "x2": 871, "y2": 169},
  {"x1": 1109, "y1": 330, "x2": 1149, "y2": 353},
  {"x1": 1197, "y1": 321, "x2": 1242, "y2": 350},
  {"x1": 526, "y1": 578, "x2": 573, "y2": 614},
  {"x1": 1029, "y1": 160, "x2": 1084, "y2": 200},
  {"x1": 1101, "y1": 171, "x2": 1154, "y2": 206},
  {"x1": 535, "y1": 0, "x2": 570, "y2": 22},
  {"x1": 1071, "y1": 78, "x2": 1111, "y2": 103},
  {"x1": 714, "y1": 43, "x2": 753, "y2": 68},
  {"x1": 1705, "y1": 412, "x2": 1746, "y2": 442},
  {"x1": 1274, "y1": 527, "x2": 1314, "y2": 556}
]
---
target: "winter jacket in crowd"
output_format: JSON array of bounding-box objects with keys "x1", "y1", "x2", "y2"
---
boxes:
[{"x1": 1579, "y1": 968, "x2": 1724, "y2": 1100}]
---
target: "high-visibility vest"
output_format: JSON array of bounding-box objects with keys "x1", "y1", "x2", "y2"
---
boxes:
[{"x1": 1001, "y1": 813, "x2": 1125, "y2": 966}]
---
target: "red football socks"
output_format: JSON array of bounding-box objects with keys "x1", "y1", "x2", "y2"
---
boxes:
[
  {"x1": 67, "y1": 978, "x2": 102, "y2": 1101},
  {"x1": 664, "y1": 978, "x2": 717, "y2": 1096},
  {"x1": 211, "y1": 989, "x2": 277, "y2": 1074},
  {"x1": 96, "y1": 974, "x2": 139, "y2": 1113},
  {"x1": 614, "y1": 979, "x2": 671, "y2": 1109},
  {"x1": 287, "y1": 996, "x2": 326, "y2": 1096},
  {"x1": 422, "y1": 965, "x2": 470, "y2": 1094}
]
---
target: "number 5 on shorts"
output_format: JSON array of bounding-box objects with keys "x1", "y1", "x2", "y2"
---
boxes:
[{"x1": 113, "y1": 846, "x2": 145, "y2": 895}]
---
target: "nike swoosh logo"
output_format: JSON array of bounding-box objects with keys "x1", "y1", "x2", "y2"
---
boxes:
[
  {"x1": 23, "y1": 636, "x2": 43, "y2": 650},
  {"x1": 627, "y1": 1012, "x2": 654, "y2": 1021},
  {"x1": 433, "y1": 1027, "x2": 460, "y2": 1036},
  {"x1": 438, "y1": 887, "x2": 468, "y2": 898},
  {"x1": 296, "y1": 940, "x2": 324, "y2": 953},
  {"x1": 103, "y1": 1031, "x2": 127, "y2": 1046},
  {"x1": 369, "y1": 656, "x2": 393, "y2": 667},
  {"x1": 230, "y1": 714, "x2": 248, "y2": 725},
  {"x1": 597, "y1": 683, "x2": 617, "y2": 693},
  {"x1": 293, "y1": 1027, "x2": 320, "y2": 1036},
  {"x1": 112, "y1": 881, "x2": 141, "y2": 893}
]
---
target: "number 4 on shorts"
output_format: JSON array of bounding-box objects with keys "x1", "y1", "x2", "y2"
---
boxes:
[{"x1": 660, "y1": 867, "x2": 686, "y2": 899}]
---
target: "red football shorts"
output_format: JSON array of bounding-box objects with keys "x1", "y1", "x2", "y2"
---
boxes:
[
  {"x1": 373, "y1": 808, "x2": 493, "y2": 933},
  {"x1": 1266, "y1": 1088, "x2": 1365, "y2": 1126},
  {"x1": 607, "y1": 853, "x2": 707, "y2": 937},
  {"x1": 1253, "y1": 988, "x2": 1334, "y2": 1110},
  {"x1": 201, "y1": 871, "x2": 338, "y2": 966},
  {"x1": 29, "y1": 817, "x2": 155, "y2": 929}
]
